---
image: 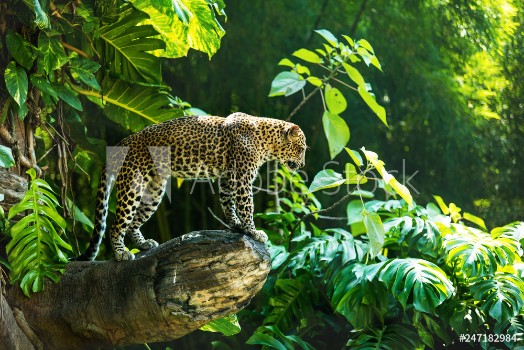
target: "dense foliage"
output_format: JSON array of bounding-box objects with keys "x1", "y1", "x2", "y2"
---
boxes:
[{"x1": 1, "y1": 0, "x2": 523, "y2": 349}]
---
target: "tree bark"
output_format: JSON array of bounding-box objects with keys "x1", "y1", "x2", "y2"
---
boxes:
[{"x1": 4, "y1": 230, "x2": 271, "y2": 349}]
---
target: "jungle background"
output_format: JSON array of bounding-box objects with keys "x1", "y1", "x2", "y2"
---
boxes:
[{"x1": 1, "y1": 0, "x2": 524, "y2": 349}]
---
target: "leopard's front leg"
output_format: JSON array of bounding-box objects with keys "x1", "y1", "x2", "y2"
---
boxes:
[
  {"x1": 231, "y1": 171, "x2": 268, "y2": 243},
  {"x1": 219, "y1": 172, "x2": 242, "y2": 229}
]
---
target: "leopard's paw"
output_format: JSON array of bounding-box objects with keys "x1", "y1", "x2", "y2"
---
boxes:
[
  {"x1": 138, "y1": 239, "x2": 159, "y2": 250},
  {"x1": 251, "y1": 229, "x2": 268, "y2": 243},
  {"x1": 115, "y1": 250, "x2": 135, "y2": 261}
]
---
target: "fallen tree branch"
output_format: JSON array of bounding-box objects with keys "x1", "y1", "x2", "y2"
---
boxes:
[{"x1": 5, "y1": 230, "x2": 271, "y2": 350}]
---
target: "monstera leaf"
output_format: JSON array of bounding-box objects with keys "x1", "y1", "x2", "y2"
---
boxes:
[
  {"x1": 444, "y1": 225, "x2": 520, "y2": 278},
  {"x1": 347, "y1": 324, "x2": 421, "y2": 349},
  {"x1": 378, "y1": 258, "x2": 454, "y2": 313},
  {"x1": 470, "y1": 273, "x2": 524, "y2": 323}
]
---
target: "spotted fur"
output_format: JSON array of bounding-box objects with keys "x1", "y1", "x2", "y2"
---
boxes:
[{"x1": 77, "y1": 112, "x2": 307, "y2": 261}]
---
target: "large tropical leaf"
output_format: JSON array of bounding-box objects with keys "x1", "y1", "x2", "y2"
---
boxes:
[
  {"x1": 97, "y1": 6, "x2": 165, "y2": 83},
  {"x1": 326, "y1": 259, "x2": 388, "y2": 328},
  {"x1": 283, "y1": 229, "x2": 366, "y2": 275},
  {"x1": 470, "y1": 273, "x2": 524, "y2": 323},
  {"x1": 379, "y1": 258, "x2": 454, "y2": 313},
  {"x1": 444, "y1": 224, "x2": 520, "y2": 278},
  {"x1": 437, "y1": 299, "x2": 486, "y2": 335},
  {"x1": 264, "y1": 276, "x2": 317, "y2": 333},
  {"x1": 7, "y1": 169, "x2": 72, "y2": 296},
  {"x1": 75, "y1": 78, "x2": 183, "y2": 131},
  {"x1": 347, "y1": 323, "x2": 421, "y2": 349},
  {"x1": 247, "y1": 325, "x2": 314, "y2": 350},
  {"x1": 129, "y1": 0, "x2": 225, "y2": 58}
]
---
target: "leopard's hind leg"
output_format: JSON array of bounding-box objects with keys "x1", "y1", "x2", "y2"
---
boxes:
[
  {"x1": 110, "y1": 167, "x2": 145, "y2": 261},
  {"x1": 127, "y1": 173, "x2": 168, "y2": 251}
]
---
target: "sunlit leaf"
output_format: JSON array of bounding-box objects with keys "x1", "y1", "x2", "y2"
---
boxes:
[
  {"x1": 130, "y1": 0, "x2": 225, "y2": 58},
  {"x1": 463, "y1": 212, "x2": 487, "y2": 230},
  {"x1": 315, "y1": 29, "x2": 338, "y2": 47},
  {"x1": 269, "y1": 71, "x2": 306, "y2": 97},
  {"x1": 4, "y1": 61, "x2": 28, "y2": 108},
  {"x1": 322, "y1": 111, "x2": 349, "y2": 159},
  {"x1": 325, "y1": 86, "x2": 347, "y2": 114},
  {"x1": 342, "y1": 62, "x2": 365, "y2": 87},
  {"x1": 292, "y1": 48, "x2": 323, "y2": 64},
  {"x1": 358, "y1": 86, "x2": 387, "y2": 126},
  {"x1": 363, "y1": 212, "x2": 385, "y2": 258},
  {"x1": 200, "y1": 314, "x2": 241, "y2": 336},
  {"x1": 379, "y1": 258, "x2": 454, "y2": 313},
  {"x1": 278, "y1": 58, "x2": 294, "y2": 67},
  {"x1": 308, "y1": 169, "x2": 346, "y2": 192},
  {"x1": 345, "y1": 148, "x2": 363, "y2": 167},
  {"x1": 306, "y1": 76, "x2": 323, "y2": 87}
]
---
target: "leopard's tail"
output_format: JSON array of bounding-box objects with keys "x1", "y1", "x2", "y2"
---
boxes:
[{"x1": 76, "y1": 167, "x2": 114, "y2": 261}]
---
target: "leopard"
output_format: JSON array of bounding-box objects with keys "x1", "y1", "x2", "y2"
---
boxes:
[{"x1": 76, "y1": 112, "x2": 307, "y2": 261}]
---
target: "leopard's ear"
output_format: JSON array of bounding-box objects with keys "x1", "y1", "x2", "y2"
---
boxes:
[{"x1": 286, "y1": 125, "x2": 301, "y2": 141}]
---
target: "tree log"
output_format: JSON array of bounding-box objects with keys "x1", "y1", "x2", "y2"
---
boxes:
[{"x1": 5, "y1": 230, "x2": 271, "y2": 349}]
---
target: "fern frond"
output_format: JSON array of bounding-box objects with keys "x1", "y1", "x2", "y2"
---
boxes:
[{"x1": 6, "y1": 169, "x2": 72, "y2": 296}]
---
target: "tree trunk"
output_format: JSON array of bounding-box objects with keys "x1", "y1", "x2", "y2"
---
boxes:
[{"x1": 4, "y1": 230, "x2": 271, "y2": 349}]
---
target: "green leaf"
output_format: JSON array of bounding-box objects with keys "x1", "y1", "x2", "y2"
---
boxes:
[
  {"x1": 268, "y1": 71, "x2": 306, "y2": 97},
  {"x1": 322, "y1": 111, "x2": 350, "y2": 159},
  {"x1": 463, "y1": 212, "x2": 487, "y2": 230},
  {"x1": 295, "y1": 63, "x2": 310, "y2": 76},
  {"x1": 4, "y1": 61, "x2": 28, "y2": 108},
  {"x1": 54, "y1": 85, "x2": 83, "y2": 111},
  {"x1": 315, "y1": 29, "x2": 338, "y2": 47},
  {"x1": 444, "y1": 227, "x2": 519, "y2": 277},
  {"x1": 358, "y1": 86, "x2": 387, "y2": 126},
  {"x1": 246, "y1": 333, "x2": 287, "y2": 350},
  {"x1": 6, "y1": 31, "x2": 38, "y2": 70},
  {"x1": 345, "y1": 148, "x2": 363, "y2": 167},
  {"x1": 306, "y1": 76, "x2": 323, "y2": 87},
  {"x1": 342, "y1": 62, "x2": 365, "y2": 88},
  {"x1": 70, "y1": 57, "x2": 101, "y2": 90},
  {"x1": 347, "y1": 200, "x2": 365, "y2": 225},
  {"x1": 129, "y1": 0, "x2": 225, "y2": 59},
  {"x1": 363, "y1": 212, "x2": 385, "y2": 258},
  {"x1": 30, "y1": 75, "x2": 58, "y2": 99},
  {"x1": 0, "y1": 145, "x2": 15, "y2": 168},
  {"x1": 379, "y1": 258, "x2": 454, "y2": 313},
  {"x1": 433, "y1": 195, "x2": 449, "y2": 215},
  {"x1": 309, "y1": 169, "x2": 346, "y2": 192},
  {"x1": 88, "y1": 78, "x2": 182, "y2": 132},
  {"x1": 97, "y1": 7, "x2": 164, "y2": 83},
  {"x1": 292, "y1": 48, "x2": 323, "y2": 64},
  {"x1": 325, "y1": 86, "x2": 347, "y2": 114},
  {"x1": 278, "y1": 58, "x2": 294, "y2": 68},
  {"x1": 7, "y1": 169, "x2": 70, "y2": 296},
  {"x1": 66, "y1": 198, "x2": 94, "y2": 230},
  {"x1": 199, "y1": 314, "x2": 241, "y2": 336},
  {"x1": 470, "y1": 273, "x2": 524, "y2": 323},
  {"x1": 357, "y1": 39, "x2": 374, "y2": 54},
  {"x1": 342, "y1": 35, "x2": 354, "y2": 47},
  {"x1": 37, "y1": 34, "x2": 69, "y2": 75}
]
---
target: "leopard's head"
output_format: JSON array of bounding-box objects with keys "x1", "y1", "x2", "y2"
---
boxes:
[{"x1": 279, "y1": 124, "x2": 307, "y2": 171}]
